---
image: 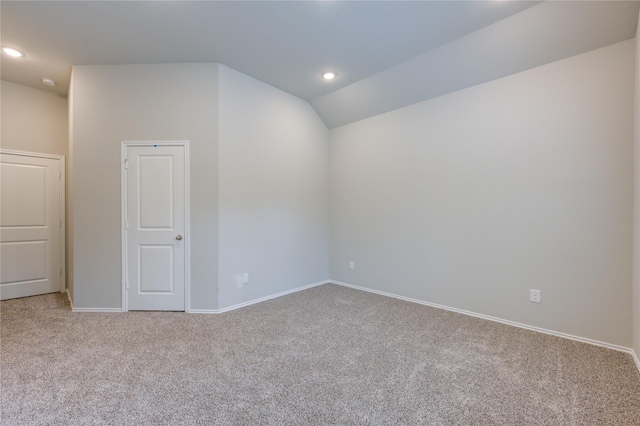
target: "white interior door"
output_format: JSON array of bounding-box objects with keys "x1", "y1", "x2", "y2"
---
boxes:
[
  {"x1": 124, "y1": 143, "x2": 187, "y2": 311},
  {"x1": 1, "y1": 152, "x2": 63, "y2": 300}
]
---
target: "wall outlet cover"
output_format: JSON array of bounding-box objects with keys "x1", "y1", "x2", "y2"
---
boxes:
[{"x1": 530, "y1": 289, "x2": 541, "y2": 303}]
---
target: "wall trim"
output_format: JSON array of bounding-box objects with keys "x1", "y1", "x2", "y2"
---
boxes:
[
  {"x1": 61, "y1": 278, "x2": 640, "y2": 374},
  {"x1": 331, "y1": 280, "x2": 635, "y2": 357},
  {"x1": 632, "y1": 349, "x2": 640, "y2": 373},
  {"x1": 188, "y1": 309, "x2": 219, "y2": 314},
  {"x1": 190, "y1": 280, "x2": 331, "y2": 314},
  {"x1": 0, "y1": 149, "x2": 63, "y2": 160},
  {"x1": 72, "y1": 307, "x2": 125, "y2": 313},
  {"x1": 65, "y1": 289, "x2": 73, "y2": 310}
]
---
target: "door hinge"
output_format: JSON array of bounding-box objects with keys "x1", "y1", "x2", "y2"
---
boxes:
[
  {"x1": 126, "y1": 281, "x2": 129, "y2": 290},
  {"x1": 59, "y1": 268, "x2": 62, "y2": 276},
  {"x1": 124, "y1": 159, "x2": 128, "y2": 169},
  {"x1": 125, "y1": 220, "x2": 129, "y2": 230},
  {"x1": 59, "y1": 170, "x2": 62, "y2": 179},
  {"x1": 59, "y1": 219, "x2": 62, "y2": 228}
]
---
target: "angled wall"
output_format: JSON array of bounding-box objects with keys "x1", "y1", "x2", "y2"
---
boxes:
[
  {"x1": 313, "y1": 1, "x2": 639, "y2": 129},
  {"x1": 330, "y1": 40, "x2": 635, "y2": 347},
  {"x1": 217, "y1": 65, "x2": 330, "y2": 310}
]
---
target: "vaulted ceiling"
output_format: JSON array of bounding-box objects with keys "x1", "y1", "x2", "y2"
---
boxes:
[{"x1": 2, "y1": 1, "x2": 638, "y2": 128}]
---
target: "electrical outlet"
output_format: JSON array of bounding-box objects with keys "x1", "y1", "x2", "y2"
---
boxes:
[
  {"x1": 529, "y1": 289, "x2": 541, "y2": 303},
  {"x1": 349, "y1": 261, "x2": 355, "y2": 270},
  {"x1": 242, "y1": 273, "x2": 249, "y2": 284}
]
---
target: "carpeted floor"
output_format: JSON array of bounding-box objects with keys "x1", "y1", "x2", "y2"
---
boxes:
[{"x1": 2, "y1": 284, "x2": 640, "y2": 425}]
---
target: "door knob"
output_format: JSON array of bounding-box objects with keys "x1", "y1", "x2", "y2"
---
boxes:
[{"x1": 175, "y1": 235, "x2": 183, "y2": 241}]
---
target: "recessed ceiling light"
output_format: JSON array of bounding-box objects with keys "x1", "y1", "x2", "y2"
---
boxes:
[
  {"x1": 321, "y1": 71, "x2": 337, "y2": 80},
  {"x1": 1, "y1": 46, "x2": 25, "y2": 58},
  {"x1": 42, "y1": 78, "x2": 56, "y2": 87}
]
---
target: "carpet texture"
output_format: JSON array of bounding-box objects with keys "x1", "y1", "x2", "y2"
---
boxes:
[{"x1": 2, "y1": 284, "x2": 640, "y2": 425}]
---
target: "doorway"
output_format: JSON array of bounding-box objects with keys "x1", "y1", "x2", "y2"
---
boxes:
[
  {"x1": 122, "y1": 141, "x2": 189, "y2": 311},
  {"x1": 1, "y1": 150, "x2": 65, "y2": 300}
]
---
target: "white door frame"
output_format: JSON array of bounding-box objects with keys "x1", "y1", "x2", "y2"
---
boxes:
[
  {"x1": 121, "y1": 141, "x2": 190, "y2": 312},
  {"x1": 0, "y1": 149, "x2": 66, "y2": 294}
]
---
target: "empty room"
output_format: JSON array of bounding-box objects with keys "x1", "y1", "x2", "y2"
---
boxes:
[{"x1": 2, "y1": 0, "x2": 640, "y2": 424}]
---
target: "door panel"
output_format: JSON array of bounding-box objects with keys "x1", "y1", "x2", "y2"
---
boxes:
[
  {"x1": 139, "y1": 245, "x2": 174, "y2": 293},
  {"x1": 125, "y1": 144, "x2": 186, "y2": 311},
  {"x1": 1, "y1": 163, "x2": 46, "y2": 226},
  {"x1": 1, "y1": 241, "x2": 46, "y2": 283},
  {"x1": 1, "y1": 153, "x2": 61, "y2": 300},
  {"x1": 139, "y1": 155, "x2": 174, "y2": 229}
]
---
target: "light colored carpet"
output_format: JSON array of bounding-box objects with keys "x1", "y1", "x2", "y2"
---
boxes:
[{"x1": 2, "y1": 284, "x2": 640, "y2": 425}]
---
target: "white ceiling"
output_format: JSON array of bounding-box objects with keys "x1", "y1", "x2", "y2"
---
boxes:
[{"x1": 1, "y1": 1, "x2": 638, "y2": 128}]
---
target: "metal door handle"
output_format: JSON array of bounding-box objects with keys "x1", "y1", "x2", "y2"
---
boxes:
[{"x1": 175, "y1": 235, "x2": 183, "y2": 241}]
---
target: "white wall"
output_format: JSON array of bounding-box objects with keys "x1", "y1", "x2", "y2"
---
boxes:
[
  {"x1": 217, "y1": 65, "x2": 329, "y2": 309},
  {"x1": 1, "y1": 80, "x2": 68, "y2": 156},
  {"x1": 330, "y1": 40, "x2": 635, "y2": 347},
  {"x1": 70, "y1": 64, "x2": 219, "y2": 310}
]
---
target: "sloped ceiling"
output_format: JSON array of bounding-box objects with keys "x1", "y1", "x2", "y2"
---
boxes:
[{"x1": 1, "y1": 1, "x2": 638, "y2": 128}]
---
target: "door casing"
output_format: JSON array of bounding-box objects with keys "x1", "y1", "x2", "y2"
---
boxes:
[{"x1": 121, "y1": 141, "x2": 190, "y2": 312}]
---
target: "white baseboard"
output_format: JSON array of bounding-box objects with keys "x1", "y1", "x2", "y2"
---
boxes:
[
  {"x1": 632, "y1": 349, "x2": 640, "y2": 373},
  {"x1": 188, "y1": 308, "x2": 219, "y2": 314},
  {"x1": 66, "y1": 288, "x2": 124, "y2": 312},
  {"x1": 331, "y1": 280, "x2": 636, "y2": 358},
  {"x1": 58, "y1": 279, "x2": 640, "y2": 374},
  {"x1": 64, "y1": 289, "x2": 73, "y2": 310},
  {"x1": 72, "y1": 307, "x2": 124, "y2": 313},
  {"x1": 68, "y1": 280, "x2": 329, "y2": 314},
  {"x1": 190, "y1": 280, "x2": 330, "y2": 314}
]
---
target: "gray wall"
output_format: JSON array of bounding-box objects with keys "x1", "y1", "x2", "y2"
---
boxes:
[
  {"x1": 217, "y1": 65, "x2": 329, "y2": 309},
  {"x1": 1, "y1": 80, "x2": 68, "y2": 156},
  {"x1": 63, "y1": 39, "x2": 638, "y2": 350},
  {"x1": 330, "y1": 40, "x2": 635, "y2": 347},
  {"x1": 69, "y1": 63, "x2": 329, "y2": 311},
  {"x1": 70, "y1": 64, "x2": 219, "y2": 309}
]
